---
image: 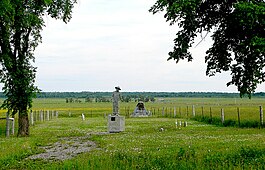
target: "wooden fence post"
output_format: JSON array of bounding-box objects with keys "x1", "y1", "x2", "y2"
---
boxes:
[
  {"x1": 38, "y1": 110, "x2": 40, "y2": 121},
  {"x1": 40, "y1": 110, "x2": 42, "y2": 121},
  {"x1": 237, "y1": 107, "x2": 240, "y2": 127},
  {"x1": 201, "y1": 106, "x2": 204, "y2": 117},
  {"x1": 10, "y1": 118, "x2": 14, "y2": 135},
  {"x1": 47, "y1": 110, "x2": 49, "y2": 121},
  {"x1": 37, "y1": 110, "x2": 39, "y2": 121},
  {"x1": 42, "y1": 110, "x2": 44, "y2": 121},
  {"x1": 174, "y1": 107, "x2": 176, "y2": 118},
  {"x1": 6, "y1": 112, "x2": 10, "y2": 137},
  {"x1": 260, "y1": 106, "x2": 263, "y2": 127},
  {"x1": 38, "y1": 110, "x2": 41, "y2": 121},
  {"x1": 82, "y1": 113, "x2": 85, "y2": 121},
  {"x1": 210, "y1": 107, "x2": 212, "y2": 124},
  {"x1": 51, "y1": 110, "x2": 53, "y2": 119},
  {"x1": 33, "y1": 111, "x2": 35, "y2": 122},
  {"x1": 221, "y1": 108, "x2": 225, "y2": 125},
  {"x1": 30, "y1": 110, "x2": 34, "y2": 126},
  {"x1": 5, "y1": 112, "x2": 15, "y2": 137},
  {"x1": 192, "y1": 105, "x2": 195, "y2": 117}
]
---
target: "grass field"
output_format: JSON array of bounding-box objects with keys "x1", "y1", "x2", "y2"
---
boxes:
[{"x1": 0, "y1": 97, "x2": 265, "y2": 169}]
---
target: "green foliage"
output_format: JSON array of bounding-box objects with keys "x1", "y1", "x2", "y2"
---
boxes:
[
  {"x1": 8, "y1": 91, "x2": 265, "y2": 99},
  {"x1": 0, "y1": 0, "x2": 77, "y2": 136},
  {"x1": 150, "y1": 0, "x2": 265, "y2": 97},
  {"x1": 2, "y1": 91, "x2": 265, "y2": 99}
]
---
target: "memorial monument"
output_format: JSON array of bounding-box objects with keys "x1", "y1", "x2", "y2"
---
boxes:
[
  {"x1": 108, "y1": 86, "x2": 125, "y2": 133},
  {"x1": 131, "y1": 101, "x2": 150, "y2": 117}
]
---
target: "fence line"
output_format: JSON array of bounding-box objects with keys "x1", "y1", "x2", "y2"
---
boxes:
[
  {"x1": 55, "y1": 105, "x2": 264, "y2": 128},
  {"x1": 145, "y1": 105, "x2": 264, "y2": 128},
  {"x1": 30, "y1": 110, "x2": 58, "y2": 126},
  {"x1": 1, "y1": 110, "x2": 58, "y2": 137}
]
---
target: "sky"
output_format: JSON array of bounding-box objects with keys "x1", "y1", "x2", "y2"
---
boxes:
[{"x1": 5, "y1": 0, "x2": 265, "y2": 92}]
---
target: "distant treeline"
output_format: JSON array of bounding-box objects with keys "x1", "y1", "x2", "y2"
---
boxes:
[{"x1": 1, "y1": 91, "x2": 265, "y2": 99}]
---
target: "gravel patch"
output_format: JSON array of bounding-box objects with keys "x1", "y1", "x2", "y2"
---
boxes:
[{"x1": 27, "y1": 133, "x2": 107, "y2": 161}]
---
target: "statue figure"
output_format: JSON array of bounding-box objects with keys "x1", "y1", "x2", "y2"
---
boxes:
[{"x1": 112, "y1": 86, "x2": 121, "y2": 115}]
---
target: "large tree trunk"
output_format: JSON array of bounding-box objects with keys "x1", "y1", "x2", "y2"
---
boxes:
[{"x1": 17, "y1": 111, "x2": 29, "y2": 137}]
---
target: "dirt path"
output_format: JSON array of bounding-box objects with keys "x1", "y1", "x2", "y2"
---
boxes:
[{"x1": 28, "y1": 132, "x2": 107, "y2": 161}]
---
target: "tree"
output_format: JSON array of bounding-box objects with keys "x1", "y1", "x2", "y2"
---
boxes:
[
  {"x1": 150, "y1": 96, "x2": 155, "y2": 102},
  {"x1": 150, "y1": 0, "x2": 265, "y2": 97},
  {"x1": 0, "y1": 0, "x2": 76, "y2": 136},
  {"x1": 85, "y1": 97, "x2": 93, "y2": 103}
]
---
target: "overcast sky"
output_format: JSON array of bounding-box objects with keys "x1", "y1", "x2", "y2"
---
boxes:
[{"x1": 6, "y1": 0, "x2": 265, "y2": 92}]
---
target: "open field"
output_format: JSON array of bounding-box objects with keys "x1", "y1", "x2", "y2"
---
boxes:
[
  {"x1": 19, "y1": 97, "x2": 265, "y2": 127},
  {"x1": 0, "y1": 97, "x2": 265, "y2": 169}
]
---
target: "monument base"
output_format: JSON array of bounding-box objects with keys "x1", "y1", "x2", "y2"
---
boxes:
[
  {"x1": 108, "y1": 115, "x2": 125, "y2": 133},
  {"x1": 131, "y1": 110, "x2": 150, "y2": 117}
]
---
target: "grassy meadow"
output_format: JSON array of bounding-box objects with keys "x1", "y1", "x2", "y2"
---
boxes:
[{"x1": 0, "y1": 97, "x2": 265, "y2": 169}]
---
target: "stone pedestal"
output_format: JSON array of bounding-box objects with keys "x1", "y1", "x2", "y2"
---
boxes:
[{"x1": 108, "y1": 115, "x2": 125, "y2": 133}]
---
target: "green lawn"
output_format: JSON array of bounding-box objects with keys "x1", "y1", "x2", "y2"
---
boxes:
[{"x1": 0, "y1": 98, "x2": 265, "y2": 169}]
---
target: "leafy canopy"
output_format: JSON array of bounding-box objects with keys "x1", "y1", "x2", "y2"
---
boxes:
[
  {"x1": 0, "y1": 0, "x2": 76, "y2": 112},
  {"x1": 0, "y1": 0, "x2": 76, "y2": 135},
  {"x1": 150, "y1": 0, "x2": 265, "y2": 97}
]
